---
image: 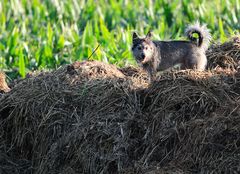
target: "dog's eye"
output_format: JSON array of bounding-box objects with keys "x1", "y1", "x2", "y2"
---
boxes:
[
  {"x1": 145, "y1": 46, "x2": 148, "y2": 50},
  {"x1": 137, "y1": 46, "x2": 141, "y2": 50}
]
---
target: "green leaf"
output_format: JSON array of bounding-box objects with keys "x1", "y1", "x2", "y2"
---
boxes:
[
  {"x1": 47, "y1": 23, "x2": 53, "y2": 46},
  {"x1": 44, "y1": 45, "x2": 53, "y2": 58},
  {"x1": 18, "y1": 47, "x2": 26, "y2": 77},
  {"x1": 218, "y1": 18, "x2": 226, "y2": 42},
  {"x1": 57, "y1": 34, "x2": 65, "y2": 49}
]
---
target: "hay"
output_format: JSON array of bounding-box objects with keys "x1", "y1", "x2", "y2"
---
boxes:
[
  {"x1": 207, "y1": 35, "x2": 240, "y2": 70},
  {"x1": 1, "y1": 38, "x2": 240, "y2": 174},
  {"x1": 0, "y1": 72, "x2": 10, "y2": 94}
]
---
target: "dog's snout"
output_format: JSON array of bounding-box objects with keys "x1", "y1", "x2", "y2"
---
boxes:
[{"x1": 141, "y1": 53, "x2": 145, "y2": 59}]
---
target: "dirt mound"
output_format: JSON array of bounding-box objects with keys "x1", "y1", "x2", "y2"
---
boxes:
[
  {"x1": 0, "y1": 38, "x2": 240, "y2": 174},
  {"x1": 207, "y1": 36, "x2": 240, "y2": 70}
]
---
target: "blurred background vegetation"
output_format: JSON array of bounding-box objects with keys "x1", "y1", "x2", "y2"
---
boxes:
[{"x1": 0, "y1": 0, "x2": 239, "y2": 78}]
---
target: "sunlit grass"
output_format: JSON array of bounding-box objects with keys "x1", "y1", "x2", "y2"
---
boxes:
[{"x1": 0, "y1": 0, "x2": 239, "y2": 78}]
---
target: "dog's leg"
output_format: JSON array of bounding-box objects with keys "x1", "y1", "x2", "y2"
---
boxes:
[
  {"x1": 197, "y1": 54, "x2": 207, "y2": 71},
  {"x1": 145, "y1": 66, "x2": 156, "y2": 83}
]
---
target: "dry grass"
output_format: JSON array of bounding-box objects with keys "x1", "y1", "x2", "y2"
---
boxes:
[
  {"x1": 0, "y1": 72, "x2": 10, "y2": 94},
  {"x1": 0, "y1": 37, "x2": 240, "y2": 174},
  {"x1": 207, "y1": 35, "x2": 240, "y2": 70}
]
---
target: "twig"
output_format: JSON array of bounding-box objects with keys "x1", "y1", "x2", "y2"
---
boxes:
[{"x1": 88, "y1": 44, "x2": 101, "y2": 60}]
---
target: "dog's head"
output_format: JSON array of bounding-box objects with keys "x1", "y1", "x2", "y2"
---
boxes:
[{"x1": 131, "y1": 31, "x2": 155, "y2": 65}]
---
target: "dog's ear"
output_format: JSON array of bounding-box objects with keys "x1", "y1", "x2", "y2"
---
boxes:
[
  {"x1": 132, "y1": 32, "x2": 139, "y2": 42},
  {"x1": 146, "y1": 30, "x2": 152, "y2": 39}
]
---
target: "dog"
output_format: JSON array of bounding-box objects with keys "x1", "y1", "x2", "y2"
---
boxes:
[{"x1": 131, "y1": 22, "x2": 211, "y2": 82}]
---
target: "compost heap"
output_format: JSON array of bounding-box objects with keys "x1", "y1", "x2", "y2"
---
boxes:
[{"x1": 0, "y1": 36, "x2": 240, "y2": 174}]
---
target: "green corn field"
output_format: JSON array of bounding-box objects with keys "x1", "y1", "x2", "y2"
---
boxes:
[{"x1": 0, "y1": 0, "x2": 239, "y2": 78}]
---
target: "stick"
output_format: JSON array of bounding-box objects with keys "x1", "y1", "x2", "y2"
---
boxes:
[{"x1": 88, "y1": 44, "x2": 101, "y2": 59}]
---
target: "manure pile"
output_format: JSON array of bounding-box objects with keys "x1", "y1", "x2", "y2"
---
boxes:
[{"x1": 0, "y1": 37, "x2": 240, "y2": 174}]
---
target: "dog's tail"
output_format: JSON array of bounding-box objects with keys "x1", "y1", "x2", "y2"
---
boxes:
[{"x1": 185, "y1": 22, "x2": 211, "y2": 51}]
